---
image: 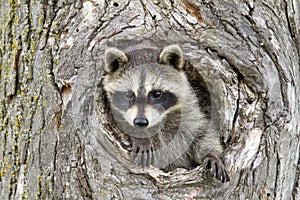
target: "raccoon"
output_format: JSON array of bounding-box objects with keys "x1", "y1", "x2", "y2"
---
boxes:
[{"x1": 103, "y1": 44, "x2": 229, "y2": 182}]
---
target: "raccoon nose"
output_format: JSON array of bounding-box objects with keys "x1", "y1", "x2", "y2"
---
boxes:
[{"x1": 134, "y1": 117, "x2": 149, "y2": 128}]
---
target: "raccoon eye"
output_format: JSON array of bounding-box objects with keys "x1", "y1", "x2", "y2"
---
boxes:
[
  {"x1": 151, "y1": 90, "x2": 162, "y2": 99},
  {"x1": 124, "y1": 91, "x2": 134, "y2": 99}
]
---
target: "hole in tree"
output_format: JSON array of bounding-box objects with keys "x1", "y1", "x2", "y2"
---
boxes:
[{"x1": 98, "y1": 46, "x2": 226, "y2": 175}]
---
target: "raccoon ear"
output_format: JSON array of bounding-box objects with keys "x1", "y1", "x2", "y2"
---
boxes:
[
  {"x1": 159, "y1": 45, "x2": 184, "y2": 70},
  {"x1": 105, "y1": 48, "x2": 128, "y2": 73}
]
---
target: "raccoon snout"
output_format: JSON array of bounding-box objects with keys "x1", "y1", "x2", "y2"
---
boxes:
[{"x1": 133, "y1": 117, "x2": 149, "y2": 128}]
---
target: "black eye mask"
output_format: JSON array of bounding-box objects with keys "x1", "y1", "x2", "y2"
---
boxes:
[
  {"x1": 111, "y1": 91, "x2": 135, "y2": 110},
  {"x1": 148, "y1": 91, "x2": 178, "y2": 111}
]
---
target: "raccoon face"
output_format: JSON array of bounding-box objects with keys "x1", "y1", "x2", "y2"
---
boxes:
[
  {"x1": 103, "y1": 45, "x2": 188, "y2": 130},
  {"x1": 110, "y1": 87, "x2": 179, "y2": 128}
]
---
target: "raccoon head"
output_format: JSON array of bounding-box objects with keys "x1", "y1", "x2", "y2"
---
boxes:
[{"x1": 103, "y1": 45, "x2": 191, "y2": 133}]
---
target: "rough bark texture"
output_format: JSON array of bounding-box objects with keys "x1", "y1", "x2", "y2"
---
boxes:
[{"x1": 0, "y1": 0, "x2": 299, "y2": 199}]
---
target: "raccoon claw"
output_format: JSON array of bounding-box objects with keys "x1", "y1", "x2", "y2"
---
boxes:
[
  {"x1": 130, "y1": 138, "x2": 154, "y2": 168},
  {"x1": 203, "y1": 153, "x2": 230, "y2": 183}
]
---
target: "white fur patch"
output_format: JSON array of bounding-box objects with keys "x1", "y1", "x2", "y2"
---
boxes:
[
  {"x1": 144, "y1": 105, "x2": 162, "y2": 128},
  {"x1": 124, "y1": 106, "x2": 138, "y2": 127}
]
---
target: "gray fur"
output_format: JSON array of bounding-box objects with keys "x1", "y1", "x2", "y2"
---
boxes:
[
  {"x1": 103, "y1": 45, "x2": 229, "y2": 182},
  {"x1": 159, "y1": 44, "x2": 184, "y2": 69},
  {"x1": 105, "y1": 47, "x2": 128, "y2": 72}
]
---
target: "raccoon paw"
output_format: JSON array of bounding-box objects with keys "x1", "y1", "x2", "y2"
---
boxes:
[
  {"x1": 203, "y1": 152, "x2": 230, "y2": 183},
  {"x1": 130, "y1": 138, "x2": 154, "y2": 168}
]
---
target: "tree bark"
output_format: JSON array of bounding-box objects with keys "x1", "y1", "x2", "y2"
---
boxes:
[{"x1": 0, "y1": 0, "x2": 299, "y2": 199}]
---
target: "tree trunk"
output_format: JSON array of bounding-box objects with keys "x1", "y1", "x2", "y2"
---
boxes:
[{"x1": 0, "y1": 0, "x2": 299, "y2": 199}]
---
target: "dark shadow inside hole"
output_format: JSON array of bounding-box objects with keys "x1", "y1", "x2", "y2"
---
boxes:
[{"x1": 184, "y1": 61, "x2": 211, "y2": 118}]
